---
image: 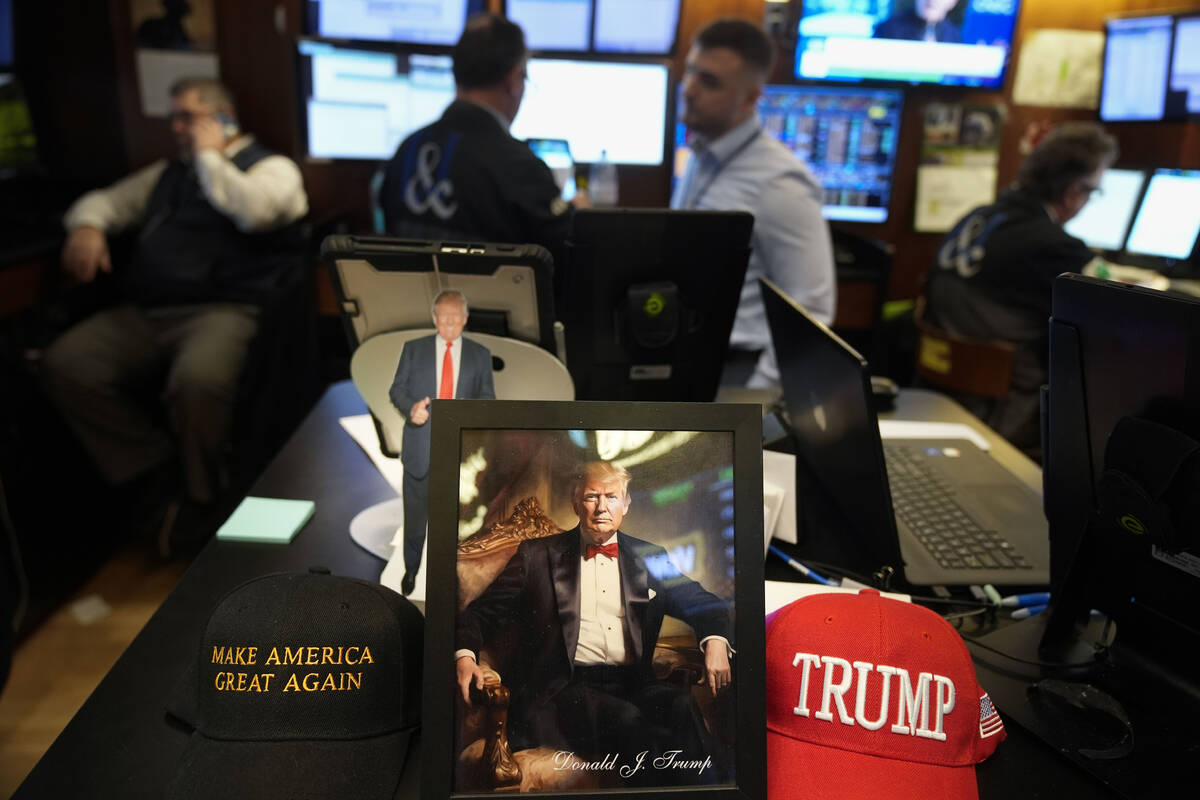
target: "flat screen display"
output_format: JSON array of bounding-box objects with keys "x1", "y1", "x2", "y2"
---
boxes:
[
  {"x1": 511, "y1": 58, "x2": 668, "y2": 165},
  {"x1": 0, "y1": 74, "x2": 38, "y2": 175},
  {"x1": 1170, "y1": 15, "x2": 1200, "y2": 116},
  {"x1": 306, "y1": 0, "x2": 486, "y2": 46},
  {"x1": 594, "y1": 0, "x2": 680, "y2": 53},
  {"x1": 1125, "y1": 169, "x2": 1200, "y2": 260},
  {"x1": 298, "y1": 41, "x2": 455, "y2": 161},
  {"x1": 673, "y1": 85, "x2": 903, "y2": 223},
  {"x1": 794, "y1": 0, "x2": 1022, "y2": 88},
  {"x1": 1063, "y1": 168, "x2": 1146, "y2": 253},
  {"x1": 0, "y1": 0, "x2": 12, "y2": 68},
  {"x1": 1100, "y1": 15, "x2": 1174, "y2": 122},
  {"x1": 527, "y1": 137, "x2": 578, "y2": 201},
  {"x1": 508, "y1": 0, "x2": 591, "y2": 50},
  {"x1": 504, "y1": 0, "x2": 680, "y2": 54}
]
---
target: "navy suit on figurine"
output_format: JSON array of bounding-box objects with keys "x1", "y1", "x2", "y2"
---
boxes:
[{"x1": 389, "y1": 291, "x2": 495, "y2": 595}]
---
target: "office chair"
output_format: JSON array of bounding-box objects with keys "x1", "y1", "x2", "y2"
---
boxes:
[
  {"x1": 829, "y1": 228, "x2": 894, "y2": 360},
  {"x1": 913, "y1": 296, "x2": 1016, "y2": 398},
  {"x1": 346, "y1": 329, "x2": 575, "y2": 558},
  {"x1": 349, "y1": 329, "x2": 575, "y2": 457}
]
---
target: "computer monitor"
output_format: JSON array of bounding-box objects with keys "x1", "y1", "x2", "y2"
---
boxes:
[
  {"x1": 527, "y1": 138, "x2": 577, "y2": 201},
  {"x1": 305, "y1": 0, "x2": 487, "y2": 46},
  {"x1": 0, "y1": 74, "x2": 38, "y2": 177},
  {"x1": 673, "y1": 85, "x2": 903, "y2": 223},
  {"x1": 561, "y1": 209, "x2": 754, "y2": 401},
  {"x1": 974, "y1": 274, "x2": 1200, "y2": 797},
  {"x1": 1100, "y1": 14, "x2": 1175, "y2": 122},
  {"x1": 1170, "y1": 13, "x2": 1200, "y2": 116},
  {"x1": 594, "y1": 0, "x2": 681, "y2": 54},
  {"x1": 793, "y1": 0, "x2": 1022, "y2": 88},
  {"x1": 1062, "y1": 168, "x2": 1146, "y2": 253},
  {"x1": 297, "y1": 40, "x2": 454, "y2": 161},
  {"x1": 0, "y1": 0, "x2": 13, "y2": 69},
  {"x1": 504, "y1": 0, "x2": 681, "y2": 54},
  {"x1": 760, "y1": 85, "x2": 903, "y2": 223},
  {"x1": 1044, "y1": 275, "x2": 1200, "y2": 659},
  {"x1": 1123, "y1": 169, "x2": 1200, "y2": 262},
  {"x1": 511, "y1": 58, "x2": 669, "y2": 165}
]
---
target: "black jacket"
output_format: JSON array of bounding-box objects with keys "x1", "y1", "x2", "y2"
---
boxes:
[
  {"x1": 126, "y1": 141, "x2": 304, "y2": 306},
  {"x1": 379, "y1": 100, "x2": 571, "y2": 266}
]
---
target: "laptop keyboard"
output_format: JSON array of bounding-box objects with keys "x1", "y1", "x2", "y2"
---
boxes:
[{"x1": 883, "y1": 445, "x2": 1033, "y2": 571}]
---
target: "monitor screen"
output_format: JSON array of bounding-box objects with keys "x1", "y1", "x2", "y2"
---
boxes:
[
  {"x1": 508, "y1": 0, "x2": 592, "y2": 50},
  {"x1": 504, "y1": 0, "x2": 680, "y2": 54},
  {"x1": 673, "y1": 85, "x2": 903, "y2": 223},
  {"x1": 511, "y1": 58, "x2": 669, "y2": 165},
  {"x1": 794, "y1": 0, "x2": 1021, "y2": 88},
  {"x1": 0, "y1": 0, "x2": 13, "y2": 68},
  {"x1": 594, "y1": 0, "x2": 680, "y2": 54},
  {"x1": 527, "y1": 137, "x2": 578, "y2": 201},
  {"x1": 1170, "y1": 14, "x2": 1200, "y2": 116},
  {"x1": 306, "y1": 0, "x2": 486, "y2": 46},
  {"x1": 760, "y1": 85, "x2": 903, "y2": 223},
  {"x1": 0, "y1": 75, "x2": 39, "y2": 176},
  {"x1": 1063, "y1": 168, "x2": 1146, "y2": 253},
  {"x1": 1100, "y1": 15, "x2": 1174, "y2": 122},
  {"x1": 298, "y1": 41, "x2": 455, "y2": 161},
  {"x1": 1124, "y1": 169, "x2": 1200, "y2": 260}
]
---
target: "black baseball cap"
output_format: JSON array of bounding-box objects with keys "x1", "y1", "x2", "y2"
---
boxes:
[{"x1": 166, "y1": 570, "x2": 423, "y2": 800}]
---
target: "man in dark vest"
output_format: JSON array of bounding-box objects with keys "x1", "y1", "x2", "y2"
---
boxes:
[
  {"x1": 378, "y1": 12, "x2": 586, "y2": 269},
  {"x1": 42, "y1": 76, "x2": 308, "y2": 553}
]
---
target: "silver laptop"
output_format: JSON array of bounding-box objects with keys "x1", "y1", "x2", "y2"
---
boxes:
[{"x1": 761, "y1": 277, "x2": 1050, "y2": 588}]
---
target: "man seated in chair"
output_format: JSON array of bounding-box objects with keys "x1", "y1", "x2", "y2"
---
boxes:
[
  {"x1": 41, "y1": 76, "x2": 308, "y2": 556},
  {"x1": 922, "y1": 122, "x2": 1118, "y2": 454},
  {"x1": 389, "y1": 289, "x2": 495, "y2": 596},
  {"x1": 455, "y1": 461, "x2": 733, "y2": 786}
]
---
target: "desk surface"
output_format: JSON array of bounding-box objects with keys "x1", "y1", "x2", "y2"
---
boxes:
[{"x1": 15, "y1": 382, "x2": 1112, "y2": 799}]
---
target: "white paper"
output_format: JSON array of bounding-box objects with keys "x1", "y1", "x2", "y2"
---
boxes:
[
  {"x1": 135, "y1": 49, "x2": 220, "y2": 117},
  {"x1": 763, "y1": 449, "x2": 798, "y2": 545},
  {"x1": 914, "y1": 164, "x2": 997, "y2": 233},
  {"x1": 764, "y1": 581, "x2": 911, "y2": 615},
  {"x1": 338, "y1": 414, "x2": 405, "y2": 494},
  {"x1": 878, "y1": 419, "x2": 992, "y2": 451},
  {"x1": 1011, "y1": 29, "x2": 1104, "y2": 110}
]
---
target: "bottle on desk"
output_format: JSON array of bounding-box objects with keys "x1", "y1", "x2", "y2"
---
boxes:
[{"x1": 588, "y1": 149, "x2": 618, "y2": 207}]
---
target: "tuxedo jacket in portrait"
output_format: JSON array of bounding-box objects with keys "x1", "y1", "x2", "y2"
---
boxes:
[
  {"x1": 388, "y1": 334, "x2": 495, "y2": 479},
  {"x1": 457, "y1": 527, "x2": 733, "y2": 723}
]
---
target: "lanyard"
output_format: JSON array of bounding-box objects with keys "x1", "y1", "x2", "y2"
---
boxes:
[{"x1": 685, "y1": 129, "x2": 762, "y2": 209}]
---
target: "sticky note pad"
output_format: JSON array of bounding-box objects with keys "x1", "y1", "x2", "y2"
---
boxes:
[{"x1": 216, "y1": 496, "x2": 315, "y2": 544}]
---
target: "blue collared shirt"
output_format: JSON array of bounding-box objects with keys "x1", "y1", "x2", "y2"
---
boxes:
[{"x1": 671, "y1": 115, "x2": 836, "y2": 387}]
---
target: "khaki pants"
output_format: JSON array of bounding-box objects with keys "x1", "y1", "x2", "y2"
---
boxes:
[{"x1": 41, "y1": 303, "x2": 259, "y2": 504}]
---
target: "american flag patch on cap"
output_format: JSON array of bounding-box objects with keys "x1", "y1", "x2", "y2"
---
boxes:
[{"x1": 979, "y1": 692, "x2": 1004, "y2": 738}]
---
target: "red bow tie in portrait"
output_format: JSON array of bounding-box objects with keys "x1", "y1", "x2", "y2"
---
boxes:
[{"x1": 585, "y1": 542, "x2": 619, "y2": 560}]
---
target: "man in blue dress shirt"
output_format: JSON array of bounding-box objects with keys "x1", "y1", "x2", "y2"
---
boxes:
[{"x1": 672, "y1": 19, "x2": 836, "y2": 389}]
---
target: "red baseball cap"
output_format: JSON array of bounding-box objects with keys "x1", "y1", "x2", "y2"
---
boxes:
[{"x1": 766, "y1": 589, "x2": 1004, "y2": 800}]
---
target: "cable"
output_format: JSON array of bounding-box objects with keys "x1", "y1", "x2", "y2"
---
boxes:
[
  {"x1": 960, "y1": 632, "x2": 1108, "y2": 670},
  {"x1": 767, "y1": 545, "x2": 837, "y2": 586}
]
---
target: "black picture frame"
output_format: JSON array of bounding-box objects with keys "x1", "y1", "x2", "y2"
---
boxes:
[{"x1": 422, "y1": 399, "x2": 765, "y2": 800}]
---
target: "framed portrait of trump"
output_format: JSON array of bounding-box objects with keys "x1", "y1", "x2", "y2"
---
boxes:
[{"x1": 422, "y1": 399, "x2": 766, "y2": 799}]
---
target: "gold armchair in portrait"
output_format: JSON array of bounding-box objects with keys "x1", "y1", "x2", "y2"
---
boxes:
[{"x1": 453, "y1": 496, "x2": 729, "y2": 793}]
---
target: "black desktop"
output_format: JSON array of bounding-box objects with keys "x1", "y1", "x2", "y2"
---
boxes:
[{"x1": 972, "y1": 275, "x2": 1200, "y2": 799}]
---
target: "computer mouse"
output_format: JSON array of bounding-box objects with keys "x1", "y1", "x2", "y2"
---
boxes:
[{"x1": 870, "y1": 375, "x2": 899, "y2": 410}]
